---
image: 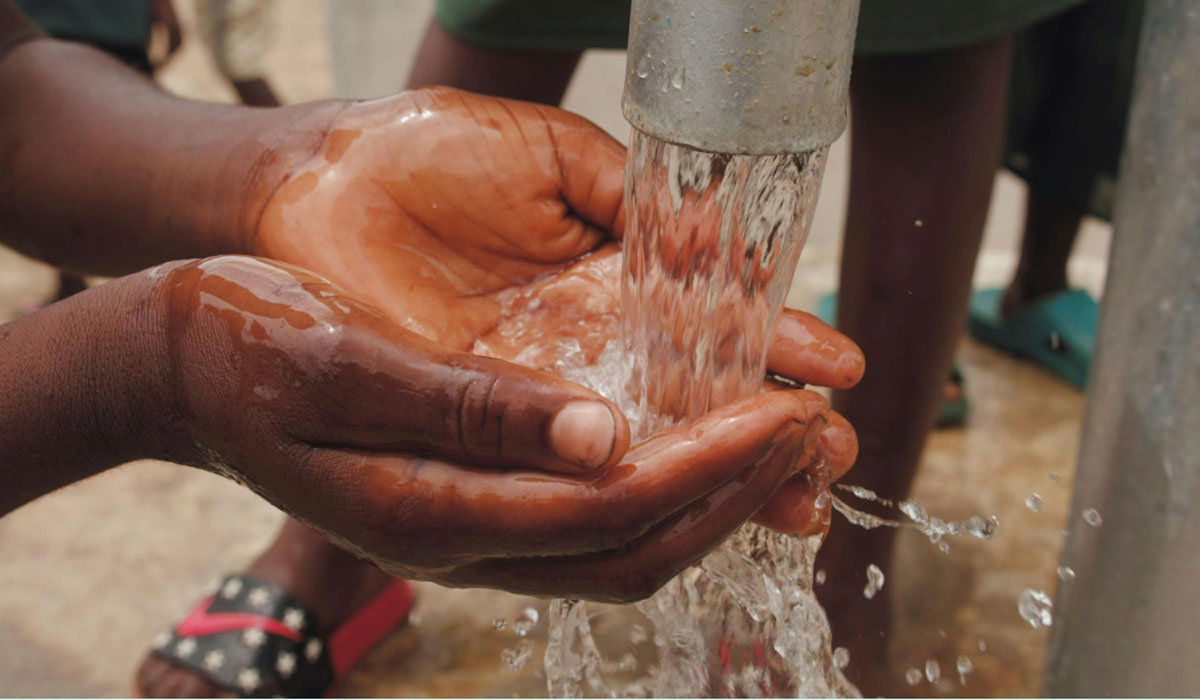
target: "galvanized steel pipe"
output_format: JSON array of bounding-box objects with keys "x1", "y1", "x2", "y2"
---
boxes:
[{"x1": 622, "y1": 0, "x2": 861, "y2": 155}]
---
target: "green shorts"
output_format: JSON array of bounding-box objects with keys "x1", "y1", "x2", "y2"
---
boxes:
[{"x1": 434, "y1": 0, "x2": 1090, "y2": 55}]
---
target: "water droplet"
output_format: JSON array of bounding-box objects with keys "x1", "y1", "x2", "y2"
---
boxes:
[
  {"x1": 815, "y1": 569, "x2": 826, "y2": 585},
  {"x1": 863, "y1": 564, "x2": 885, "y2": 599},
  {"x1": 1057, "y1": 565, "x2": 1076, "y2": 582},
  {"x1": 898, "y1": 499, "x2": 928, "y2": 524},
  {"x1": 492, "y1": 617, "x2": 507, "y2": 631},
  {"x1": 956, "y1": 655, "x2": 973, "y2": 684},
  {"x1": 914, "y1": 219, "x2": 924, "y2": 227},
  {"x1": 905, "y1": 668, "x2": 923, "y2": 685},
  {"x1": 966, "y1": 515, "x2": 999, "y2": 539},
  {"x1": 629, "y1": 624, "x2": 648, "y2": 645},
  {"x1": 1026, "y1": 493, "x2": 1044, "y2": 512},
  {"x1": 1083, "y1": 508, "x2": 1103, "y2": 526},
  {"x1": 635, "y1": 54, "x2": 651, "y2": 79},
  {"x1": 978, "y1": 638, "x2": 987, "y2": 652},
  {"x1": 501, "y1": 639, "x2": 534, "y2": 672},
  {"x1": 937, "y1": 541, "x2": 950, "y2": 554},
  {"x1": 669, "y1": 67, "x2": 686, "y2": 89},
  {"x1": 833, "y1": 646, "x2": 850, "y2": 669},
  {"x1": 1018, "y1": 588, "x2": 1054, "y2": 629},
  {"x1": 513, "y1": 606, "x2": 539, "y2": 636},
  {"x1": 1048, "y1": 472, "x2": 1063, "y2": 482},
  {"x1": 843, "y1": 484, "x2": 881, "y2": 502},
  {"x1": 925, "y1": 658, "x2": 941, "y2": 683}
]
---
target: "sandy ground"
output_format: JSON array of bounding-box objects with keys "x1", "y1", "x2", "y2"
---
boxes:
[{"x1": 1, "y1": 1, "x2": 1112, "y2": 697}]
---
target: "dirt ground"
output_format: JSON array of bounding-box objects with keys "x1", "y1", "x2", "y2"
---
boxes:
[{"x1": 0, "y1": 1, "x2": 1113, "y2": 697}]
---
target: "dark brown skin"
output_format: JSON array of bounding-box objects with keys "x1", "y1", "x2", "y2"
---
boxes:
[
  {"x1": 155, "y1": 255, "x2": 845, "y2": 601},
  {"x1": 0, "y1": 253, "x2": 847, "y2": 599},
  {"x1": 0, "y1": 8, "x2": 864, "y2": 598},
  {"x1": 822, "y1": 36, "x2": 1015, "y2": 692},
  {"x1": 252, "y1": 87, "x2": 864, "y2": 534}
]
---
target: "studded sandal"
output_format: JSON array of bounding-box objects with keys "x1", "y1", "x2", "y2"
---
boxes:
[{"x1": 147, "y1": 574, "x2": 413, "y2": 697}]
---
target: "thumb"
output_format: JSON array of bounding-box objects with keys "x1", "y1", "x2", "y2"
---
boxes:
[
  {"x1": 540, "y1": 105, "x2": 628, "y2": 239},
  {"x1": 316, "y1": 325, "x2": 631, "y2": 475}
]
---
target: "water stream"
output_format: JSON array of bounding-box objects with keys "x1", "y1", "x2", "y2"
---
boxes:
[{"x1": 544, "y1": 129, "x2": 849, "y2": 697}]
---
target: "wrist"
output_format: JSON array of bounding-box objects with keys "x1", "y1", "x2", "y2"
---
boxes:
[
  {"x1": 227, "y1": 99, "x2": 352, "y2": 257},
  {"x1": 84, "y1": 264, "x2": 189, "y2": 466},
  {"x1": 0, "y1": 264, "x2": 185, "y2": 512},
  {"x1": 0, "y1": 37, "x2": 350, "y2": 273}
]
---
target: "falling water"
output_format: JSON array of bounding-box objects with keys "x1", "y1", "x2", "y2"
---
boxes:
[{"x1": 543, "y1": 129, "x2": 855, "y2": 697}]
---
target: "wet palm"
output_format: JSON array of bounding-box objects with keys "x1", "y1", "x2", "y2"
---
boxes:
[
  {"x1": 256, "y1": 87, "x2": 625, "y2": 357},
  {"x1": 255, "y1": 87, "x2": 862, "y2": 534}
]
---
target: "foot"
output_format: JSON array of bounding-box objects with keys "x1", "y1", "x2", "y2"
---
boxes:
[
  {"x1": 135, "y1": 521, "x2": 397, "y2": 698},
  {"x1": 999, "y1": 278, "x2": 1067, "y2": 321}
]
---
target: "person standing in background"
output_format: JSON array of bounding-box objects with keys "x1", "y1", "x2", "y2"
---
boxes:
[{"x1": 195, "y1": 0, "x2": 279, "y2": 107}]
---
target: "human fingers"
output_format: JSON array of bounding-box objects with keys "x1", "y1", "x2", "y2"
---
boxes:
[
  {"x1": 332, "y1": 390, "x2": 829, "y2": 570},
  {"x1": 164, "y1": 255, "x2": 630, "y2": 475},
  {"x1": 752, "y1": 411, "x2": 858, "y2": 534},
  {"x1": 443, "y1": 415, "x2": 816, "y2": 602},
  {"x1": 536, "y1": 103, "x2": 627, "y2": 239},
  {"x1": 766, "y1": 309, "x2": 865, "y2": 389}
]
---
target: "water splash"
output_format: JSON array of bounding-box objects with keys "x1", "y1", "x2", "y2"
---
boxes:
[
  {"x1": 832, "y1": 484, "x2": 999, "y2": 545},
  {"x1": 863, "y1": 564, "x2": 885, "y2": 600},
  {"x1": 543, "y1": 130, "x2": 851, "y2": 697},
  {"x1": 956, "y1": 655, "x2": 973, "y2": 685},
  {"x1": 925, "y1": 658, "x2": 941, "y2": 683},
  {"x1": 1017, "y1": 588, "x2": 1054, "y2": 629},
  {"x1": 503, "y1": 639, "x2": 535, "y2": 673},
  {"x1": 514, "y1": 607, "x2": 540, "y2": 637}
]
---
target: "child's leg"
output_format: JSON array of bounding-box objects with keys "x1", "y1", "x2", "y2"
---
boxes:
[{"x1": 818, "y1": 35, "x2": 1014, "y2": 694}]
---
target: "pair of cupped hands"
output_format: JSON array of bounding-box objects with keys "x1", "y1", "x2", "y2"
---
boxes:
[{"x1": 165, "y1": 88, "x2": 863, "y2": 603}]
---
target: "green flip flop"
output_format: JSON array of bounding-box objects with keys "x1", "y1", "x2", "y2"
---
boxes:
[
  {"x1": 967, "y1": 288, "x2": 1096, "y2": 390},
  {"x1": 816, "y1": 293, "x2": 968, "y2": 428}
]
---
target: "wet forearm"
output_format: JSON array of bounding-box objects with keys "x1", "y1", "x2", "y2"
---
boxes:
[
  {"x1": 0, "y1": 18, "x2": 345, "y2": 275},
  {"x1": 0, "y1": 268, "x2": 180, "y2": 514}
]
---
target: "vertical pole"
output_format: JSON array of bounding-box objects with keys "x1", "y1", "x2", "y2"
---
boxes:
[{"x1": 1044, "y1": 0, "x2": 1200, "y2": 695}]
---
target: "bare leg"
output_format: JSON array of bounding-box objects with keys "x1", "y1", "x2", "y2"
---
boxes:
[
  {"x1": 231, "y1": 77, "x2": 280, "y2": 107},
  {"x1": 816, "y1": 36, "x2": 1014, "y2": 694},
  {"x1": 406, "y1": 19, "x2": 580, "y2": 103},
  {"x1": 1000, "y1": 188, "x2": 1083, "y2": 318},
  {"x1": 53, "y1": 271, "x2": 86, "y2": 302}
]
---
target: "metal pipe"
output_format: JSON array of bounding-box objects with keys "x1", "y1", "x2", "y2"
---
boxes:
[
  {"x1": 622, "y1": 0, "x2": 860, "y2": 155},
  {"x1": 1044, "y1": 0, "x2": 1200, "y2": 695}
]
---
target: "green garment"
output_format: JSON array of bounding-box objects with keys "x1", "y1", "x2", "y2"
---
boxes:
[
  {"x1": 433, "y1": 0, "x2": 1090, "y2": 54},
  {"x1": 14, "y1": 0, "x2": 150, "y2": 49},
  {"x1": 434, "y1": 0, "x2": 1141, "y2": 220}
]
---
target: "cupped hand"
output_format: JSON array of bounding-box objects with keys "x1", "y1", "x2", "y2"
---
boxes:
[
  {"x1": 254, "y1": 87, "x2": 863, "y2": 538},
  {"x1": 158, "y1": 256, "x2": 833, "y2": 601}
]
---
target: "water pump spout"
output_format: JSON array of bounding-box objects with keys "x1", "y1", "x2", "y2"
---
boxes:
[{"x1": 622, "y1": 0, "x2": 861, "y2": 155}]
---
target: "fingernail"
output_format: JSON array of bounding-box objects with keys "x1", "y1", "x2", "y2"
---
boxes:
[{"x1": 549, "y1": 400, "x2": 617, "y2": 470}]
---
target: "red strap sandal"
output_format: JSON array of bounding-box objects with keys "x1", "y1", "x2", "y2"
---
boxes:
[{"x1": 147, "y1": 574, "x2": 413, "y2": 697}]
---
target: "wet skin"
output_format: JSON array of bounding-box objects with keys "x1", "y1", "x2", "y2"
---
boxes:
[
  {"x1": 159, "y1": 255, "x2": 856, "y2": 602},
  {"x1": 254, "y1": 87, "x2": 864, "y2": 539},
  {"x1": 0, "y1": 25, "x2": 869, "y2": 695}
]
